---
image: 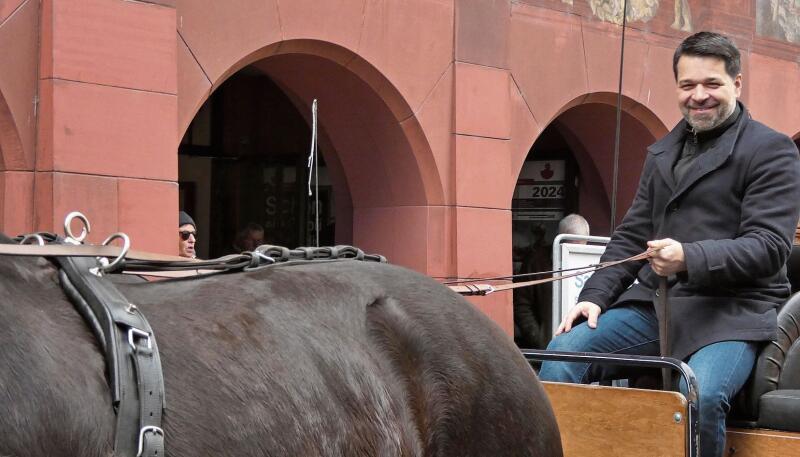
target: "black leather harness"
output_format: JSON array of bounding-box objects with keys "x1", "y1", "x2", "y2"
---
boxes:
[{"x1": 57, "y1": 254, "x2": 165, "y2": 457}]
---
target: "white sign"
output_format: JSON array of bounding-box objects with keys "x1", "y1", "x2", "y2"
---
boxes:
[
  {"x1": 518, "y1": 160, "x2": 565, "y2": 183},
  {"x1": 554, "y1": 243, "x2": 606, "y2": 333}
]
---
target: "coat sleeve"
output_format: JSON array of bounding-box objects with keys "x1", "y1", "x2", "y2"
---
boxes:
[
  {"x1": 578, "y1": 155, "x2": 655, "y2": 311},
  {"x1": 682, "y1": 135, "x2": 800, "y2": 286}
]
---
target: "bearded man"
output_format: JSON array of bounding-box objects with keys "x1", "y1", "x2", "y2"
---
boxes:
[{"x1": 539, "y1": 32, "x2": 800, "y2": 457}]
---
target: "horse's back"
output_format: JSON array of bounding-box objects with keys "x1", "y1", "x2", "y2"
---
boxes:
[{"x1": 1, "y1": 255, "x2": 561, "y2": 456}]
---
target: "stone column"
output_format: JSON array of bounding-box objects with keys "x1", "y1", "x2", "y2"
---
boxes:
[
  {"x1": 453, "y1": 0, "x2": 514, "y2": 332},
  {"x1": 35, "y1": 0, "x2": 178, "y2": 253}
]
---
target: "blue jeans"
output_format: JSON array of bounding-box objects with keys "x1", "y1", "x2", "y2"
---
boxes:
[{"x1": 539, "y1": 302, "x2": 757, "y2": 457}]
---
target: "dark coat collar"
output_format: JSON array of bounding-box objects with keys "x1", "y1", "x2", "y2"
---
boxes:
[{"x1": 647, "y1": 101, "x2": 749, "y2": 197}]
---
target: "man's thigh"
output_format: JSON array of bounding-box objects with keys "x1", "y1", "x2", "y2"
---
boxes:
[
  {"x1": 547, "y1": 301, "x2": 660, "y2": 354},
  {"x1": 681, "y1": 341, "x2": 758, "y2": 402},
  {"x1": 540, "y1": 302, "x2": 660, "y2": 382}
]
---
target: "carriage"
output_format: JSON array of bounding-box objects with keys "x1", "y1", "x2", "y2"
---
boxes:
[{"x1": 522, "y1": 235, "x2": 800, "y2": 456}]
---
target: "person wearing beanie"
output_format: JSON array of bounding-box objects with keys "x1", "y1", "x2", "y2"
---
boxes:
[{"x1": 178, "y1": 211, "x2": 197, "y2": 258}]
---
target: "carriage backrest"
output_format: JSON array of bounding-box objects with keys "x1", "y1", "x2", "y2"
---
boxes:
[
  {"x1": 786, "y1": 244, "x2": 800, "y2": 294},
  {"x1": 731, "y1": 245, "x2": 800, "y2": 430}
]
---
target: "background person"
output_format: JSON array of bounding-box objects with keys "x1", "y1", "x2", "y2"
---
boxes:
[
  {"x1": 514, "y1": 214, "x2": 590, "y2": 348},
  {"x1": 178, "y1": 211, "x2": 197, "y2": 259},
  {"x1": 233, "y1": 222, "x2": 265, "y2": 252}
]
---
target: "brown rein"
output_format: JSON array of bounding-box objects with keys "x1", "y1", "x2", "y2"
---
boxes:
[{"x1": 447, "y1": 248, "x2": 659, "y2": 296}]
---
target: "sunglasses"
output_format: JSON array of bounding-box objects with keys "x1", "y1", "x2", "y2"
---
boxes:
[{"x1": 179, "y1": 231, "x2": 197, "y2": 241}]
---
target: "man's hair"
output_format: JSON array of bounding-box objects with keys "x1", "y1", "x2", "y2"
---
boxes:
[
  {"x1": 558, "y1": 214, "x2": 590, "y2": 237},
  {"x1": 672, "y1": 31, "x2": 741, "y2": 80}
]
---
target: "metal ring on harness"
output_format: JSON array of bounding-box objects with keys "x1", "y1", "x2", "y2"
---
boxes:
[
  {"x1": 64, "y1": 211, "x2": 91, "y2": 244},
  {"x1": 94, "y1": 232, "x2": 131, "y2": 275},
  {"x1": 19, "y1": 233, "x2": 45, "y2": 246}
]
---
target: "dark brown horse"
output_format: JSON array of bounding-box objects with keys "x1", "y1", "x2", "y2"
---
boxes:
[{"x1": 0, "y1": 239, "x2": 562, "y2": 456}]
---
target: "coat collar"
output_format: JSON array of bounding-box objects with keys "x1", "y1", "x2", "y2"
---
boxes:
[{"x1": 647, "y1": 101, "x2": 749, "y2": 198}]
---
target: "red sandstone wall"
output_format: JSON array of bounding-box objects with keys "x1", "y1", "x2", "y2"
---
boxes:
[{"x1": 1, "y1": 0, "x2": 799, "y2": 333}]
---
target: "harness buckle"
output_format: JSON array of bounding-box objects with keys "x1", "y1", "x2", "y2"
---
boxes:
[
  {"x1": 128, "y1": 327, "x2": 152, "y2": 352},
  {"x1": 136, "y1": 426, "x2": 164, "y2": 457}
]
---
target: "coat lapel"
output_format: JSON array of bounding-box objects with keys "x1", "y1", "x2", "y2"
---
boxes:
[
  {"x1": 647, "y1": 103, "x2": 749, "y2": 204},
  {"x1": 648, "y1": 121, "x2": 686, "y2": 193},
  {"x1": 669, "y1": 106, "x2": 748, "y2": 204}
]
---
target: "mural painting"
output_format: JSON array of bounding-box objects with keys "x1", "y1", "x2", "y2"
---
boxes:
[
  {"x1": 560, "y1": 0, "x2": 692, "y2": 31},
  {"x1": 756, "y1": 0, "x2": 800, "y2": 44}
]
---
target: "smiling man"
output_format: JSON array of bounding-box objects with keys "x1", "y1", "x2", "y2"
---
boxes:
[{"x1": 539, "y1": 32, "x2": 800, "y2": 457}]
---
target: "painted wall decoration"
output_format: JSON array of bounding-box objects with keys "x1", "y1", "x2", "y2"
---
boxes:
[
  {"x1": 559, "y1": 0, "x2": 692, "y2": 31},
  {"x1": 756, "y1": 0, "x2": 800, "y2": 44}
]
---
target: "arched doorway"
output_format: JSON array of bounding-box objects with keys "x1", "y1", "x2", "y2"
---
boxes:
[
  {"x1": 179, "y1": 68, "x2": 338, "y2": 258},
  {"x1": 512, "y1": 99, "x2": 665, "y2": 349},
  {"x1": 178, "y1": 41, "x2": 444, "y2": 268}
]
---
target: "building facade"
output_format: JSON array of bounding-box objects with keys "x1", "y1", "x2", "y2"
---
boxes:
[{"x1": 1, "y1": 0, "x2": 799, "y2": 333}]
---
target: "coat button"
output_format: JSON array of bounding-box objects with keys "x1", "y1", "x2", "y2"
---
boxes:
[
  {"x1": 668, "y1": 203, "x2": 679, "y2": 212},
  {"x1": 655, "y1": 290, "x2": 660, "y2": 297}
]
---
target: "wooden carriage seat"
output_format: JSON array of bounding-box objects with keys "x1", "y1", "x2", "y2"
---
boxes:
[{"x1": 729, "y1": 245, "x2": 800, "y2": 432}]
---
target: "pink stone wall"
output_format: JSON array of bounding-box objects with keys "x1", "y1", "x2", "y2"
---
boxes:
[{"x1": 1, "y1": 0, "x2": 799, "y2": 334}]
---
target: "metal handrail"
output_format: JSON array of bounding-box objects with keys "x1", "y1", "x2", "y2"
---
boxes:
[{"x1": 523, "y1": 349, "x2": 699, "y2": 457}]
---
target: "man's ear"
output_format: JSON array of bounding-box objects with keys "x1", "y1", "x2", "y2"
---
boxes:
[{"x1": 734, "y1": 73, "x2": 742, "y2": 98}]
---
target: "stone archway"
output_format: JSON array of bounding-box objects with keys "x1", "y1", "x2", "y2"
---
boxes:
[
  {"x1": 0, "y1": 89, "x2": 30, "y2": 234},
  {"x1": 512, "y1": 93, "x2": 667, "y2": 237},
  {"x1": 510, "y1": 93, "x2": 666, "y2": 347},
  {"x1": 179, "y1": 39, "x2": 446, "y2": 272}
]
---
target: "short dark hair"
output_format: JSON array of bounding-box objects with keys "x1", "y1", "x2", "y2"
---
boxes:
[{"x1": 672, "y1": 31, "x2": 741, "y2": 80}]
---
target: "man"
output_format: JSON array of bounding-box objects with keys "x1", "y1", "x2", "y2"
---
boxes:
[
  {"x1": 539, "y1": 32, "x2": 800, "y2": 457},
  {"x1": 515, "y1": 214, "x2": 590, "y2": 348},
  {"x1": 233, "y1": 222, "x2": 265, "y2": 252},
  {"x1": 178, "y1": 211, "x2": 197, "y2": 258}
]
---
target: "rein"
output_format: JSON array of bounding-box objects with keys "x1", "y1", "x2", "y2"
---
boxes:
[{"x1": 447, "y1": 248, "x2": 659, "y2": 296}]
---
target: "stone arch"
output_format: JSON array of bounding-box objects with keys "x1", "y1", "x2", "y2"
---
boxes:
[
  {"x1": 0, "y1": 89, "x2": 24, "y2": 171},
  {"x1": 178, "y1": 39, "x2": 445, "y2": 270},
  {"x1": 512, "y1": 92, "x2": 668, "y2": 237}
]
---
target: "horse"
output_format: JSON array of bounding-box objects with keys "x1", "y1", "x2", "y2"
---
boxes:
[{"x1": 0, "y1": 236, "x2": 562, "y2": 457}]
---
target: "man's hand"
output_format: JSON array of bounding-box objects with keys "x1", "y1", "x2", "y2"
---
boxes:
[
  {"x1": 555, "y1": 301, "x2": 602, "y2": 335},
  {"x1": 647, "y1": 238, "x2": 686, "y2": 276}
]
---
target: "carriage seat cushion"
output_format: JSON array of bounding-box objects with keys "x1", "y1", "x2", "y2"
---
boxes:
[{"x1": 757, "y1": 390, "x2": 800, "y2": 432}]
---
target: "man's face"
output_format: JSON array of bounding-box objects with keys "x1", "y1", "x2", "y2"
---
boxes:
[
  {"x1": 242, "y1": 229, "x2": 264, "y2": 251},
  {"x1": 178, "y1": 224, "x2": 196, "y2": 258},
  {"x1": 676, "y1": 55, "x2": 741, "y2": 132}
]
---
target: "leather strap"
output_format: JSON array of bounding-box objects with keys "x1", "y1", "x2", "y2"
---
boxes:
[
  {"x1": 57, "y1": 255, "x2": 165, "y2": 456},
  {"x1": 449, "y1": 249, "x2": 657, "y2": 296},
  {"x1": 0, "y1": 242, "x2": 189, "y2": 262},
  {"x1": 657, "y1": 276, "x2": 671, "y2": 388}
]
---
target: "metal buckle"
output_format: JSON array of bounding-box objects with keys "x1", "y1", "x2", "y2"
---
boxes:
[
  {"x1": 128, "y1": 327, "x2": 152, "y2": 352},
  {"x1": 136, "y1": 425, "x2": 164, "y2": 457}
]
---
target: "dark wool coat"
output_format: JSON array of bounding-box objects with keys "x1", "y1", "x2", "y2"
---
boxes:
[{"x1": 579, "y1": 103, "x2": 800, "y2": 360}]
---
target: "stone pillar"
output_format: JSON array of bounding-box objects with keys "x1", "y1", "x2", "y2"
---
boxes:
[
  {"x1": 453, "y1": 0, "x2": 514, "y2": 332},
  {"x1": 35, "y1": 0, "x2": 178, "y2": 253},
  {"x1": 0, "y1": 0, "x2": 38, "y2": 236}
]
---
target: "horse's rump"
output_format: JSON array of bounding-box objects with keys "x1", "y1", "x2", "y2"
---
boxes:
[{"x1": 0, "y1": 253, "x2": 561, "y2": 456}]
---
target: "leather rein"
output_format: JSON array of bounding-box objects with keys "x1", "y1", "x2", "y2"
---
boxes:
[{"x1": 446, "y1": 248, "x2": 660, "y2": 296}]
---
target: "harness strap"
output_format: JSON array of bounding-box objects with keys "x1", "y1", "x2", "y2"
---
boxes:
[
  {"x1": 56, "y1": 255, "x2": 165, "y2": 456},
  {"x1": 657, "y1": 276, "x2": 671, "y2": 388},
  {"x1": 0, "y1": 242, "x2": 188, "y2": 262}
]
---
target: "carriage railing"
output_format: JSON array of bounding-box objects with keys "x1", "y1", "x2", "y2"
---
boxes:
[{"x1": 522, "y1": 349, "x2": 699, "y2": 457}]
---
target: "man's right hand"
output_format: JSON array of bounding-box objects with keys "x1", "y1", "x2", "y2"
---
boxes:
[{"x1": 555, "y1": 301, "x2": 602, "y2": 335}]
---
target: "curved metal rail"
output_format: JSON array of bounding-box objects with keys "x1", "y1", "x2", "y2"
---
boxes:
[{"x1": 522, "y1": 349, "x2": 699, "y2": 457}]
